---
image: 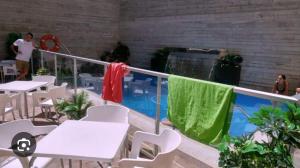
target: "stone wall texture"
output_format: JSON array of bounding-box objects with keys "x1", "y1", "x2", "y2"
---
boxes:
[
  {"x1": 1, "y1": 0, "x2": 300, "y2": 92},
  {"x1": 0, "y1": 0, "x2": 120, "y2": 59},
  {"x1": 120, "y1": 0, "x2": 300, "y2": 92}
]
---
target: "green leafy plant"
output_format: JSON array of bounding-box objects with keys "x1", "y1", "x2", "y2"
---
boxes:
[
  {"x1": 55, "y1": 92, "x2": 93, "y2": 120},
  {"x1": 219, "y1": 103, "x2": 300, "y2": 168},
  {"x1": 219, "y1": 53, "x2": 243, "y2": 66},
  {"x1": 219, "y1": 135, "x2": 293, "y2": 168},
  {"x1": 249, "y1": 104, "x2": 300, "y2": 149},
  {"x1": 111, "y1": 42, "x2": 130, "y2": 63},
  {"x1": 36, "y1": 67, "x2": 49, "y2": 75},
  {"x1": 150, "y1": 47, "x2": 171, "y2": 72}
]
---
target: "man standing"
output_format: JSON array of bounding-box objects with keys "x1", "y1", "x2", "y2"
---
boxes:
[{"x1": 11, "y1": 32, "x2": 35, "y2": 80}]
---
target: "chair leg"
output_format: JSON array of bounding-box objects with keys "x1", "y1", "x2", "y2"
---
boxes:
[
  {"x1": 32, "y1": 107, "x2": 35, "y2": 121},
  {"x1": 11, "y1": 110, "x2": 16, "y2": 120},
  {"x1": 60, "y1": 159, "x2": 64, "y2": 168},
  {"x1": 68, "y1": 160, "x2": 72, "y2": 168},
  {"x1": 47, "y1": 107, "x2": 51, "y2": 118},
  {"x1": 79, "y1": 160, "x2": 82, "y2": 168},
  {"x1": 97, "y1": 162, "x2": 104, "y2": 168},
  {"x1": 2, "y1": 114, "x2": 5, "y2": 121},
  {"x1": 41, "y1": 107, "x2": 47, "y2": 119}
]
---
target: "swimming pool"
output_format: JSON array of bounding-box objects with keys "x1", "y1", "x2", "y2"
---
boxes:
[{"x1": 122, "y1": 73, "x2": 273, "y2": 137}]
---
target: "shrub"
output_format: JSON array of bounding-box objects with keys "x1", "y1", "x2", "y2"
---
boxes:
[
  {"x1": 218, "y1": 103, "x2": 300, "y2": 168},
  {"x1": 55, "y1": 92, "x2": 93, "y2": 120}
]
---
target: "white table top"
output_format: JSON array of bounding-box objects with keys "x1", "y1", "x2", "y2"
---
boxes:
[
  {"x1": 34, "y1": 120, "x2": 129, "y2": 162},
  {"x1": 0, "y1": 81, "x2": 48, "y2": 92}
]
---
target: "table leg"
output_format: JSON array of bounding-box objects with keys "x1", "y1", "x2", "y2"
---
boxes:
[
  {"x1": 60, "y1": 159, "x2": 64, "y2": 168},
  {"x1": 68, "y1": 159, "x2": 72, "y2": 168},
  {"x1": 79, "y1": 160, "x2": 82, "y2": 168},
  {"x1": 23, "y1": 92, "x2": 29, "y2": 119}
]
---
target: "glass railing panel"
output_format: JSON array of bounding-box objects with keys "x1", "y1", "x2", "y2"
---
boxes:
[
  {"x1": 77, "y1": 60, "x2": 104, "y2": 95},
  {"x1": 229, "y1": 94, "x2": 273, "y2": 137},
  {"x1": 56, "y1": 56, "x2": 74, "y2": 87},
  {"x1": 122, "y1": 72, "x2": 158, "y2": 119}
]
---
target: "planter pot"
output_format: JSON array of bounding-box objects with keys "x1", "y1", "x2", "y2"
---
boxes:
[
  {"x1": 212, "y1": 61, "x2": 241, "y2": 86},
  {"x1": 291, "y1": 148, "x2": 300, "y2": 168}
]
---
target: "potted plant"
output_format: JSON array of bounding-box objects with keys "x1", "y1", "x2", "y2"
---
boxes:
[
  {"x1": 55, "y1": 91, "x2": 93, "y2": 120},
  {"x1": 36, "y1": 67, "x2": 49, "y2": 76},
  {"x1": 219, "y1": 103, "x2": 300, "y2": 167},
  {"x1": 210, "y1": 51, "x2": 243, "y2": 86},
  {"x1": 150, "y1": 47, "x2": 171, "y2": 72}
]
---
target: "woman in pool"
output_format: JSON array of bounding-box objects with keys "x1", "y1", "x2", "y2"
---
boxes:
[
  {"x1": 272, "y1": 74, "x2": 289, "y2": 95},
  {"x1": 296, "y1": 88, "x2": 300, "y2": 94}
]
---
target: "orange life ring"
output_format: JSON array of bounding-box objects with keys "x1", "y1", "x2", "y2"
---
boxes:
[{"x1": 40, "y1": 34, "x2": 60, "y2": 52}]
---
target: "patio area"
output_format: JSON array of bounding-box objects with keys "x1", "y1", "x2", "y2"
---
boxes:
[
  {"x1": 0, "y1": 1, "x2": 300, "y2": 167},
  {"x1": 0, "y1": 84, "x2": 214, "y2": 168}
]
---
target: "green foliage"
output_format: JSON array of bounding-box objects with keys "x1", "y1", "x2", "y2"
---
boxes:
[
  {"x1": 36, "y1": 68, "x2": 49, "y2": 75},
  {"x1": 219, "y1": 103, "x2": 300, "y2": 168},
  {"x1": 249, "y1": 104, "x2": 300, "y2": 149},
  {"x1": 5, "y1": 32, "x2": 22, "y2": 60},
  {"x1": 219, "y1": 135, "x2": 293, "y2": 168},
  {"x1": 111, "y1": 42, "x2": 130, "y2": 63},
  {"x1": 100, "y1": 51, "x2": 112, "y2": 62},
  {"x1": 55, "y1": 92, "x2": 93, "y2": 120},
  {"x1": 218, "y1": 53, "x2": 243, "y2": 66},
  {"x1": 150, "y1": 47, "x2": 171, "y2": 72}
]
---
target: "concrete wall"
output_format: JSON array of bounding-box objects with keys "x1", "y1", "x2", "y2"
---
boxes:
[
  {"x1": 0, "y1": 0, "x2": 120, "y2": 60},
  {"x1": 120, "y1": 0, "x2": 300, "y2": 92}
]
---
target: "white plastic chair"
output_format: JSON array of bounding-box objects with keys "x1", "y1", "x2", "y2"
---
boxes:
[
  {"x1": 0, "y1": 119, "x2": 57, "y2": 168},
  {"x1": 0, "y1": 93, "x2": 21, "y2": 121},
  {"x1": 131, "y1": 78, "x2": 152, "y2": 95},
  {"x1": 2, "y1": 64, "x2": 18, "y2": 82},
  {"x1": 79, "y1": 73, "x2": 93, "y2": 88},
  {"x1": 32, "y1": 75, "x2": 56, "y2": 91},
  {"x1": 116, "y1": 129, "x2": 182, "y2": 168},
  {"x1": 81, "y1": 105, "x2": 129, "y2": 123},
  {"x1": 32, "y1": 83, "x2": 68, "y2": 120}
]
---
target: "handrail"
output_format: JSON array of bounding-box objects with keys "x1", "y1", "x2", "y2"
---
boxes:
[{"x1": 39, "y1": 49, "x2": 299, "y2": 104}]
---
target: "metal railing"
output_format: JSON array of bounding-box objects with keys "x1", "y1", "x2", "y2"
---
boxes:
[{"x1": 39, "y1": 50, "x2": 299, "y2": 136}]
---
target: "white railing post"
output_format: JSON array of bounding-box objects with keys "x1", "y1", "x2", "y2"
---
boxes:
[
  {"x1": 104, "y1": 65, "x2": 107, "y2": 105},
  {"x1": 54, "y1": 54, "x2": 58, "y2": 85},
  {"x1": 41, "y1": 51, "x2": 44, "y2": 68},
  {"x1": 155, "y1": 77, "x2": 162, "y2": 134},
  {"x1": 73, "y1": 58, "x2": 78, "y2": 94},
  {"x1": 154, "y1": 77, "x2": 162, "y2": 154}
]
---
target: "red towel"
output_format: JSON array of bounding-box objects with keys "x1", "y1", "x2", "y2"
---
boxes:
[{"x1": 102, "y1": 63, "x2": 129, "y2": 103}]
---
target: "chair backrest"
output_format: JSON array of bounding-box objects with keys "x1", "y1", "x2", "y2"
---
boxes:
[
  {"x1": 0, "y1": 94, "x2": 10, "y2": 114},
  {"x1": 121, "y1": 129, "x2": 181, "y2": 168},
  {"x1": 2, "y1": 65, "x2": 17, "y2": 76},
  {"x1": 152, "y1": 129, "x2": 181, "y2": 167},
  {"x1": 82, "y1": 105, "x2": 129, "y2": 123},
  {"x1": 79, "y1": 73, "x2": 92, "y2": 78},
  {"x1": 157, "y1": 129, "x2": 181, "y2": 154},
  {"x1": 0, "y1": 120, "x2": 56, "y2": 168},
  {"x1": 32, "y1": 75, "x2": 56, "y2": 86},
  {"x1": 0, "y1": 120, "x2": 36, "y2": 148},
  {"x1": 49, "y1": 83, "x2": 68, "y2": 103}
]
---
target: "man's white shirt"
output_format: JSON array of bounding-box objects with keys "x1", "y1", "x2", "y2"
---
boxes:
[{"x1": 13, "y1": 39, "x2": 34, "y2": 62}]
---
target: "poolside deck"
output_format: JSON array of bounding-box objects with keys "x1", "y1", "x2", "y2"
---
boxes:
[
  {"x1": 2, "y1": 88, "x2": 299, "y2": 168},
  {"x1": 1, "y1": 88, "x2": 216, "y2": 168}
]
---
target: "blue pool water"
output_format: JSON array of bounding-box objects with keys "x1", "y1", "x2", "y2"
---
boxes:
[{"x1": 121, "y1": 73, "x2": 273, "y2": 137}]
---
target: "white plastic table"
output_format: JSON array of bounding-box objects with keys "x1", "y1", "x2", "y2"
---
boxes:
[
  {"x1": 34, "y1": 120, "x2": 129, "y2": 167},
  {"x1": 0, "y1": 81, "x2": 48, "y2": 118}
]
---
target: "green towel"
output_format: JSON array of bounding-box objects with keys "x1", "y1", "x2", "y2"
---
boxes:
[{"x1": 168, "y1": 75, "x2": 235, "y2": 145}]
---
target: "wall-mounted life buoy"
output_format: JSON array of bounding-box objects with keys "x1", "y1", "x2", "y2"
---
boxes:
[{"x1": 40, "y1": 34, "x2": 60, "y2": 52}]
